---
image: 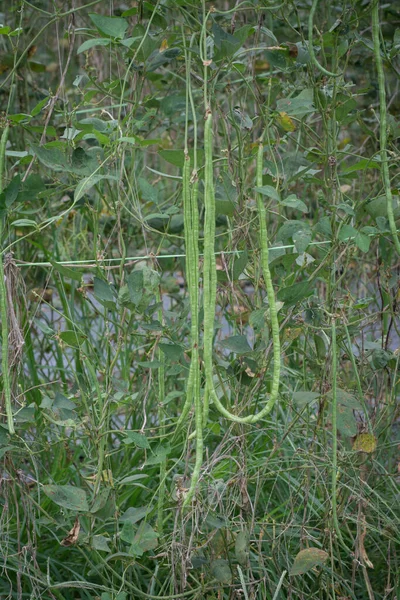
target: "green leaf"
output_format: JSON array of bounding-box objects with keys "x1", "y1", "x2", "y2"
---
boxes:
[
  {"x1": 145, "y1": 444, "x2": 170, "y2": 466},
  {"x1": 90, "y1": 487, "x2": 110, "y2": 513},
  {"x1": 290, "y1": 548, "x2": 329, "y2": 575},
  {"x1": 120, "y1": 506, "x2": 148, "y2": 524},
  {"x1": 4, "y1": 175, "x2": 20, "y2": 208},
  {"x1": 50, "y1": 260, "x2": 82, "y2": 282},
  {"x1": 235, "y1": 531, "x2": 249, "y2": 566},
  {"x1": 277, "y1": 281, "x2": 314, "y2": 306},
  {"x1": 281, "y1": 194, "x2": 308, "y2": 213},
  {"x1": 75, "y1": 175, "x2": 114, "y2": 202},
  {"x1": 30, "y1": 143, "x2": 67, "y2": 171},
  {"x1": 254, "y1": 185, "x2": 280, "y2": 202},
  {"x1": 89, "y1": 13, "x2": 128, "y2": 39},
  {"x1": 339, "y1": 224, "x2": 357, "y2": 243},
  {"x1": 159, "y1": 149, "x2": 204, "y2": 168},
  {"x1": 92, "y1": 535, "x2": 111, "y2": 552},
  {"x1": 43, "y1": 485, "x2": 89, "y2": 512},
  {"x1": 341, "y1": 159, "x2": 380, "y2": 174},
  {"x1": 276, "y1": 90, "x2": 315, "y2": 117},
  {"x1": 232, "y1": 250, "x2": 248, "y2": 279},
  {"x1": 219, "y1": 335, "x2": 252, "y2": 354},
  {"x1": 211, "y1": 559, "x2": 232, "y2": 584},
  {"x1": 159, "y1": 343, "x2": 183, "y2": 361},
  {"x1": 277, "y1": 220, "x2": 310, "y2": 241},
  {"x1": 336, "y1": 404, "x2": 357, "y2": 437},
  {"x1": 212, "y1": 22, "x2": 242, "y2": 59},
  {"x1": 77, "y1": 38, "x2": 111, "y2": 54},
  {"x1": 138, "y1": 360, "x2": 162, "y2": 369},
  {"x1": 371, "y1": 349, "x2": 391, "y2": 370},
  {"x1": 293, "y1": 229, "x2": 311, "y2": 254},
  {"x1": 293, "y1": 391, "x2": 320, "y2": 407},
  {"x1": 355, "y1": 231, "x2": 371, "y2": 253},
  {"x1": 123, "y1": 431, "x2": 150, "y2": 449},
  {"x1": 130, "y1": 522, "x2": 158, "y2": 556},
  {"x1": 59, "y1": 330, "x2": 87, "y2": 348},
  {"x1": 127, "y1": 270, "x2": 144, "y2": 305},
  {"x1": 93, "y1": 277, "x2": 116, "y2": 308}
]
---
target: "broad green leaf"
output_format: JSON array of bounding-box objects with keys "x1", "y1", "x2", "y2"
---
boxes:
[
  {"x1": 30, "y1": 143, "x2": 66, "y2": 171},
  {"x1": 77, "y1": 38, "x2": 111, "y2": 54},
  {"x1": 43, "y1": 485, "x2": 89, "y2": 512},
  {"x1": 75, "y1": 175, "x2": 113, "y2": 202},
  {"x1": 219, "y1": 335, "x2": 252, "y2": 354},
  {"x1": 130, "y1": 522, "x2": 158, "y2": 556},
  {"x1": 249, "y1": 308, "x2": 267, "y2": 330},
  {"x1": 277, "y1": 89, "x2": 315, "y2": 117},
  {"x1": 277, "y1": 281, "x2": 314, "y2": 306},
  {"x1": 93, "y1": 277, "x2": 116, "y2": 308},
  {"x1": 145, "y1": 444, "x2": 170, "y2": 466},
  {"x1": 293, "y1": 229, "x2": 311, "y2": 254},
  {"x1": 232, "y1": 250, "x2": 248, "y2": 279},
  {"x1": 235, "y1": 531, "x2": 249, "y2": 566},
  {"x1": 92, "y1": 535, "x2": 111, "y2": 552},
  {"x1": 341, "y1": 159, "x2": 380, "y2": 174},
  {"x1": 90, "y1": 487, "x2": 110, "y2": 513},
  {"x1": 159, "y1": 343, "x2": 183, "y2": 361},
  {"x1": 277, "y1": 220, "x2": 310, "y2": 241},
  {"x1": 335, "y1": 388, "x2": 362, "y2": 410},
  {"x1": 211, "y1": 559, "x2": 232, "y2": 584},
  {"x1": 123, "y1": 431, "x2": 150, "y2": 449},
  {"x1": 4, "y1": 174, "x2": 20, "y2": 208},
  {"x1": 89, "y1": 13, "x2": 128, "y2": 39},
  {"x1": 337, "y1": 404, "x2": 358, "y2": 437},
  {"x1": 339, "y1": 224, "x2": 357, "y2": 243},
  {"x1": 371, "y1": 349, "x2": 391, "y2": 370},
  {"x1": 364, "y1": 195, "x2": 400, "y2": 221},
  {"x1": 138, "y1": 360, "x2": 162, "y2": 369},
  {"x1": 290, "y1": 548, "x2": 328, "y2": 575},
  {"x1": 70, "y1": 147, "x2": 100, "y2": 176},
  {"x1": 50, "y1": 260, "x2": 82, "y2": 282},
  {"x1": 159, "y1": 149, "x2": 204, "y2": 168},
  {"x1": 120, "y1": 506, "x2": 148, "y2": 524},
  {"x1": 58, "y1": 330, "x2": 87, "y2": 348},
  {"x1": 127, "y1": 270, "x2": 144, "y2": 305},
  {"x1": 354, "y1": 231, "x2": 370, "y2": 253},
  {"x1": 281, "y1": 194, "x2": 308, "y2": 213},
  {"x1": 293, "y1": 391, "x2": 320, "y2": 407},
  {"x1": 212, "y1": 22, "x2": 242, "y2": 59},
  {"x1": 254, "y1": 185, "x2": 280, "y2": 202}
]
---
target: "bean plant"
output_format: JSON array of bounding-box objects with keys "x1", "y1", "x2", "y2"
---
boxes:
[{"x1": 0, "y1": 1, "x2": 399, "y2": 599}]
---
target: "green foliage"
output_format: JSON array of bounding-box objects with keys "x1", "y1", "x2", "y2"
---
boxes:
[{"x1": 0, "y1": 1, "x2": 399, "y2": 599}]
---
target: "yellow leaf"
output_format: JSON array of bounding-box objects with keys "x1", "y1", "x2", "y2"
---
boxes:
[
  {"x1": 160, "y1": 39, "x2": 168, "y2": 53},
  {"x1": 277, "y1": 111, "x2": 296, "y2": 132},
  {"x1": 352, "y1": 433, "x2": 377, "y2": 453}
]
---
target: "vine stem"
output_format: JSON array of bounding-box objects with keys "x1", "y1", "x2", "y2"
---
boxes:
[
  {"x1": 0, "y1": 124, "x2": 14, "y2": 434},
  {"x1": 372, "y1": 0, "x2": 400, "y2": 255}
]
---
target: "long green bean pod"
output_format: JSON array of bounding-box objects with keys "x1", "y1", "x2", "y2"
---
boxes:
[
  {"x1": 308, "y1": 0, "x2": 340, "y2": 78},
  {"x1": 0, "y1": 124, "x2": 14, "y2": 434},
  {"x1": 204, "y1": 142, "x2": 281, "y2": 424},
  {"x1": 330, "y1": 318, "x2": 348, "y2": 550},
  {"x1": 372, "y1": 0, "x2": 400, "y2": 255}
]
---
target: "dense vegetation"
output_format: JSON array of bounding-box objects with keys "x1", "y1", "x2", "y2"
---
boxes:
[{"x1": 0, "y1": 0, "x2": 399, "y2": 598}]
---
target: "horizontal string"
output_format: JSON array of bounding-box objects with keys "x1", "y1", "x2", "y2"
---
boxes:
[
  {"x1": 13, "y1": 240, "x2": 334, "y2": 268},
  {"x1": 7, "y1": 227, "x2": 400, "y2": 269}
]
